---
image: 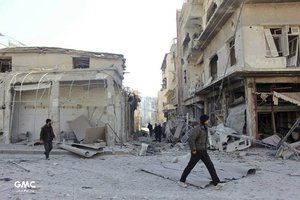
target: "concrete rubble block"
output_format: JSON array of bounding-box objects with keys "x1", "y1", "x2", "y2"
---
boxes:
[
  {"x1": 69, "y1": 115, "x2": 91, "y2": 142},
  {"x1": 226, "y1": 139, "x2": 251, "y2": 152},
  {"x1": 139, "y1": 143, "x2": 149, "y2": 156},
  {"x1": 276, "y1": 141, "x2": 300, "y2": 160},
  {"x1": 209, "y1": 123, "x2": 251, "y2": 152},
  {"x1": 59, "y1": 143, "x2": 102, "y2": 158},
  {"x1": 174, "y1": 122, "x2": 184, "y2": 139},
  {"x1": 83, "y1": 127, "x2": 107, "y2": 144},
  {"x1": 262, "y1": 135, "x2": 281, "y2": 147}
]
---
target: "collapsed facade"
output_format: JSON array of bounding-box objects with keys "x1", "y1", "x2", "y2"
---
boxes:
[
  {"x1": 0, "y1": 47, "x2": 136, "y2": 145},
  {"x1": 159, "y1": 0, "x2": 300, "y2": 142}
]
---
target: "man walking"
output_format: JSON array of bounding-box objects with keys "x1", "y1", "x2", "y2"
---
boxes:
[
  {"x1": 147, "y1": 123, "x2": 153, "y2": 137},
  {"x1": 178, "y1": 114, "x2": 224, "y2": 189},
  {"x1": 154, "y1": 123, "x2": 162, "y2": 143},
  {"x1": 40, "y1": 119, "x2": 55, "y2": 160}
]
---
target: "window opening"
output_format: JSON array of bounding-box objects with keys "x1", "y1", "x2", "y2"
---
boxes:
[{"x1": 73, "y1": 57, "x2": 90, "y2": 69}]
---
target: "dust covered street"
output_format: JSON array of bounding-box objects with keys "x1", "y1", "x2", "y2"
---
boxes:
[{"x1": 0, "y1": 146, "x2": 299, "y2": 200}]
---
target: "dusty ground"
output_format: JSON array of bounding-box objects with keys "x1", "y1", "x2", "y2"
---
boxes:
[{"x1": 0, "y1": 144, "x2": 299, "y2": 200}]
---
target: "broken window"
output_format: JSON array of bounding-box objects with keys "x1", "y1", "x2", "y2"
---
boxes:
[
  {"x1": 183, "y1": 32, "x2": 191, "y2": 49},
  {"x1": 264, "y1": 26, "x2": 300, "y2": 66},
  {"x1": 0, "y1": 58, "x2": 12, "y2": 73},
  {"x1": 73, "y1": 57, "x2": 90, "y2": 69},
  {"x1": 210, "y1": 54, "x2": 218, "y2": 80},
  {"x1": 229, "y1": 38, "x2": 236, "y2": 66},
  {"x1": 163, "y1": 78, "x2": 167, "y2": 89}
]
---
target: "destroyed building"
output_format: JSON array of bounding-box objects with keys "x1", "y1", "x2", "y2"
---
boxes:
[
  {"x1": 158, "y1": 40, "x2": 177, "y2": 122},
  {"x1": 159, "y1": 0, "x2": 300, "y2": 143},
  {"x1": 0, "y1": 47, "x2": 136, "y2": 146}
]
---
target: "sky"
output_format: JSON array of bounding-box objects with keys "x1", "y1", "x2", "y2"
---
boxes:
[{"x1": 0, "y1": 0, "x2": 183, "y2": 97}]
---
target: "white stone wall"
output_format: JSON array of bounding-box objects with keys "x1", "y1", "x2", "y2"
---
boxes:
[{"x1": 0, "y1": 51, "x2": 125, "y2": 145}]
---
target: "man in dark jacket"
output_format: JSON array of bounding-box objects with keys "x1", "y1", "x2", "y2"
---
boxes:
[
  {"x1": 154, "y1": 123, "x2": 162, "y2": 142},
  {"x1": 147, "y1": 123, "x2": 153, "y2": 137},
  {"x1": 178, "y1": 114, "x2": 223, "y2": 188},
  {"x1": 40, "y1": 119, "x2": 55, "y2": 160}
]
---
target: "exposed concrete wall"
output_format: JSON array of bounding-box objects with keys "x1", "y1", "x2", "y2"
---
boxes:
[
  {"x1": 202, "y1": 9, "x2": 243, "y2": 84},
  {"x1": 7, "y1": 52, "x2": 124, "y2": 72},
  {"x1": 59, "y1": 85, "x2": 106, "y2": 131},
  {"x1": 242, "y1": 3, "x2": 300, "y2": 26},
  {"x1": 165, "y1": 51, "x2": 176, "y2": 92},
  {"x1": 0, "y1": 50, "x2": 126, "y2": 145},
  {"x1": 241, "y1": 3, "x2": 300, "y2": 69}
]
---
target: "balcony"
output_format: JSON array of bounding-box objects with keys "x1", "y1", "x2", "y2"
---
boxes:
[{"x1": 193, "y1": 0, "x2": 241, "y2": 51}]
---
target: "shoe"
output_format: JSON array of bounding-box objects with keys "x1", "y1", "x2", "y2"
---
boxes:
[
  {"x1": 177, "y1": 181, "x2": 188, "y2": 188},
  {"x1": 214, "y1": 183, "x2": 225, "y2": 190},
  {"x1": 46, "y1": 157, "x2": 50, "y2": 160}
]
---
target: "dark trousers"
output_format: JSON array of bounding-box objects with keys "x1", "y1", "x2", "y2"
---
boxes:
[
  {"x1": 44, "y1": 141, "x2": 53, "y2": 159},
  {"x1": 180, "y1": 150, "x2": 220, "y2": 185},
  {"x1": 155, "y1": 133, "x2": 161, "y2": 142}
]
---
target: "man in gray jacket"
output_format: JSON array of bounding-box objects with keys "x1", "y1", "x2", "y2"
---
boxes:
[{"x1": 178, "y1": 114, "x2": 223, "y2": 188}]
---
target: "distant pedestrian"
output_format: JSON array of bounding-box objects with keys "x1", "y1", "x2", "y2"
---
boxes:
[
  {"x1": 147, "y1": 123, "x2": 153, "y2": 137},
  {"x1": 178, "y1": 114, "x2": 224, "y2": 189},
  {"x1": 40, "y1": 119, "x2": 55, "y2": 160},
  {"x1": 154, "y1": 123, "x2": 162, "y2": 142}
]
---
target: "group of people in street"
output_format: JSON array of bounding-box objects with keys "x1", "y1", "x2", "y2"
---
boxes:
[
  {"x1": 147, "y1": 122, "x2": 163, "y2": 142},
  {"x1": 42, "y1": 115, "x2": 224, "y2": 189}
]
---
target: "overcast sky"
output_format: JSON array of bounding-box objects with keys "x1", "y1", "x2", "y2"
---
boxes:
[{"x1": 0, "y1": 0, "x2": 183, "y2": 97}]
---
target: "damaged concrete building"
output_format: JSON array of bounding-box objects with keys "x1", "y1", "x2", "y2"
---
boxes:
[
  {"x1": 160, "y1": 0, "x2": 300, "y2": 143},
  {"x1": 158, "y1": 40, "x2": 177, "y2": 122},
  {"x1": 0, "y1": 47, "x2": 136, "y2": 146}
]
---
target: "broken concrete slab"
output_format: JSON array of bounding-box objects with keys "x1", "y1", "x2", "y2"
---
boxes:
[
  {"x1": 276, "y1": 141, "x2": 300, "y2": 160},
  {"x1": 209, "y1": 123, "x2": 251, "y2": 152},
  {"x1": 174, "y1": 122, "x2": 184, "y2": 139},
  {"x1": 139, "y1": 143, "x2": 149, "y2": 156},
  {"x1": 262, "y1": 135, "x2": 281, "y2": 147},
  {"x1": 226, "y1": 104, "x2": 246, "y2": 134},
  {"x1": 59, "y1": 144, "x2": 102, "y2": 158},
  {"x1": 141, "y1": 161, "x2": 256, "y2": 189},
  {"x1": 83, "y1": 127, "x2": 106, "y2": 144},
  {"x1": 69, "y1": 115, "x2": 91, "y2": 142},
  {"x1": 226, "y1": 139, "x2": 251, "y2": 152},
  {"x1": 70, "y1": 143, "x2": 105, "y2": 150}
]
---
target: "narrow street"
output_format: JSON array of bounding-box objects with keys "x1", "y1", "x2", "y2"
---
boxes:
[{"x1": 0, "y1": 146, "x2": 299, "y2": 200}]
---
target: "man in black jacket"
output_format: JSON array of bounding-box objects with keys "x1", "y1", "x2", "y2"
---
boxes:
[
  {"x1": 178, "y1": 114, "x2": 224, "y2": 188},
  {"x1": 40, "y1": 119, "x2": 55, "y2": 160}
]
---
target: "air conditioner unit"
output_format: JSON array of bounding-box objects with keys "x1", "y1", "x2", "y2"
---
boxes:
[{"x1": 291, "y1": 26, "x2": 300, "y2": 35}]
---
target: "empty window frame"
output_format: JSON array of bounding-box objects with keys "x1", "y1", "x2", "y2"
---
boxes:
[
  {"x1": 264, "y1": 26, "x2": 299, "y2": 60},
  {"x1": 0, "y1": 58, "x2": 12, "y2": 73},
  {"x1": 229, "y1": 38, "x2": 236, "y2": 66},
  {"x1": 73, "y1": 57, "x2": 90, "y2": 69},
  {"x1": 162, "y1": 78, "x2": 167, "y2": 89},
  {"x1": 210, "y1": 54, "x2": 218, "y2": 80}
]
